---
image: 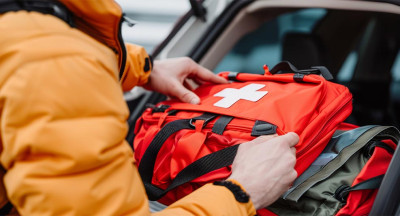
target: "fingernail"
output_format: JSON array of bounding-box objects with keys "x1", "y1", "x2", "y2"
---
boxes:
[
  {"x1": 190, "y1": 97, "x2": 200, "y2": 104},
  {"x1": 286, "y1": 132, "x2": 300, "y2": 141},
  {"x1": 218, "y1": 76, "x2": 229, "y2": 83}
]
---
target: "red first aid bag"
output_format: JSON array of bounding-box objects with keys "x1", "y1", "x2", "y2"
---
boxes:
[{"x1": 133, "y1": 61, "x2": 353, "y2": 205}]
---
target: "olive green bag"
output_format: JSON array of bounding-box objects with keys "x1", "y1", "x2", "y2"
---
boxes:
[{"x1": 266, "y1": 125, "x2": 400, "y2": 216}]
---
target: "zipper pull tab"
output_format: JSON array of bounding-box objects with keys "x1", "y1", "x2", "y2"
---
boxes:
[{"x1": 263, "y1": 64, "x2": 272, "y2": 75}]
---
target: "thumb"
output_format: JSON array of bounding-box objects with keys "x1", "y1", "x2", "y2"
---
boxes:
[
  {"x1": 245, "y1": 134, "x2": 278, "y2": 147},
  {"x1": 273, "y1": 132, "x2": 299, "y2": 148},
  {"x1": 237, "y1": 134, "x2": 278, "y2": 153},
  {"x1": 172, "y1": 84, "x2": 200, "y2": 104}
]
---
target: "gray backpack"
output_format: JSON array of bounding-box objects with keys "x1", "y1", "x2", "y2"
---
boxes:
[{"x1": 266, "y1": 125, "x2": 400, "y2": 216}]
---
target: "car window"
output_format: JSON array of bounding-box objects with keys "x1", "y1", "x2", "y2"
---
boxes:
[
  {"x1": 214, "y1": 8, "x2": 400, "y2": 84},
  {"x1": 214, "y1": 9, "x2": 327, "y2": 74},
  {"x1": 392, "y1": 51, "x2": 400, "y2": 81},
  {"x1": 391, "y1": 51, "x2": 400, "y2": 102}
]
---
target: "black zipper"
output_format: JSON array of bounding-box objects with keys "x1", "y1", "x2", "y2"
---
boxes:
[{"x1": 117, "y1": 16, "x2": 127, "y2": 80}]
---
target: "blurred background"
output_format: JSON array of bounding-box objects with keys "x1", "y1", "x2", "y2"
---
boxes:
[{"x1": 115, "y1": 0, "x2": 190, "y2": 53}]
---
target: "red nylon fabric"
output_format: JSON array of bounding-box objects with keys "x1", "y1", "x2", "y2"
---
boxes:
[
  {"x1": 133, "y1": 72, "x2": 353, "y2": 205},
  {"x1": 257, "y1": 208, "x2": 278, "y2": 216},
  {"x1": 170, "y1": 120, "x2": 208, "y2": 178},
  {"x1": 336, "y1": 139, "x2": 396, "y2": 216}
]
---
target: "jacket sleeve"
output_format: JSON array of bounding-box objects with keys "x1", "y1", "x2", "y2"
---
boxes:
[
  {"x1": 0, "y1": 40, "x2": 151, "y2": 214},
  {"x1": 120, "y1": 43, "x2": 153, "y2": 92},
  {"x1": 154, "y1": 182, "x2": 257, "y2": 216}
]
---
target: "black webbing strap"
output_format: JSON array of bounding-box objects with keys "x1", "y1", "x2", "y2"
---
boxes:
[
  {"x1": 140, "y1": 113, "x2": 240, "y2": 200},
  {"x1": 212, "y1": 115, "x2": 234, "y2": 135},
  {"x1": 0, "y1": 0, "x2": 74, "y2": 27},
  {"x1": 365, "y1": 140, "x2": 395, "y2": 158},
  {"x1": 363, "y1": 126, "x2": 400, "y2": 157},
  {"x1": 138, "y1": 118, "x2": 193, "y2": 187},
  {"x1": 373, "y1": 142, "x2": 395, "y2": 154},
  {"x1": 348, "y1": 175, "x2": 384, "y2": 192},
  {"x1": 146, "y1": 144, "x2": 239, "y2": 200},
  {"x1": 335, "y1": 175, "x2": 384, "y2": 202}
]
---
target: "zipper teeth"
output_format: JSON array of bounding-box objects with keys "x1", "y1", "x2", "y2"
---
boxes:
[
  {"x1": 145, "y1": 118, "x2": 254, "y2": 132},
  {"x1": 297, "y1": 98, "x2": 352, "y2": 157},
  {"x1": 117, "y1": 17, "x2": 127, "y2": 79},
  {"x1": 144, "y1": 116, "x2": 286, "y2": 135},
  {"x1": 206, "y1": 123, "x2": 252, "y2": 132},
  {"x1": 111, "y1": 0, "x2": 127, "y2": 80}
]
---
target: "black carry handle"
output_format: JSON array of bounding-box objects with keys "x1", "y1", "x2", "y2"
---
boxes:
[
  {"x1": 270, "y1": 61, "x2": 334, "y2": 81},
  {"x1": 138, "y1": 113, "x2": 239, "y2": 200}
]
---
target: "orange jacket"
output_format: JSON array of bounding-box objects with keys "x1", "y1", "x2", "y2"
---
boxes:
[{"x1": 0, "y1": 0, "x2": 256, "y2": 215}]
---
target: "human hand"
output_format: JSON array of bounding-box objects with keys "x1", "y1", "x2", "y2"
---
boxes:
[
  {"x1": 229, "y1": 132, "x2": 299, "y2": 210},
  {"x1": 143, "y1": 57, "x2": 228, "y2": 104}
]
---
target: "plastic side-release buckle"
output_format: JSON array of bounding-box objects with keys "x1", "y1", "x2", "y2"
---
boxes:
[
  {"x1": 251, "y1": 120, "x2": 277, "y2": 136},
  {"x1": 150, "y1": 104, "x2": 171, "y2": 113},
  {"x1": 293, "y1": 73, "x2": 305, "y2": 83},
  {"x1": 227, "y1": 72, "x2": 240, "y2": 81}
]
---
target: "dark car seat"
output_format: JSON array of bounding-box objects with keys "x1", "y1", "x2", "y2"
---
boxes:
[
  {"x1": 281, "y1": 32, "x2": 327, "y2": 70},
  {"x1": 281, "y1": 16, "x2": 400, "y2": 128},
  {"x1": 349, "y1": 17, "x2": 400, "y2": 127}
]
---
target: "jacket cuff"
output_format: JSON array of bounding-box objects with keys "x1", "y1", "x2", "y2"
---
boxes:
[
  {"x1": 214, "y1": 180, "x2": 250, "y2": 203},
  {"x1": 205, "y1": 182, "x2": 257, "y2": 215},
  {"x1": 162, "y1": 183, "x2": 256, "y2": 216},
  {"x1": 120, "y1": 44, "x2": 152, "y2": 92},
  {"x1": 226, "y1": 179, "x2": 256, "y2": 208}
]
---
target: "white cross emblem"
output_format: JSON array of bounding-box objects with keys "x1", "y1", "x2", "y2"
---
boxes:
[{"x1": 213, "y1": 84, "x2": 268, "y2": 108}]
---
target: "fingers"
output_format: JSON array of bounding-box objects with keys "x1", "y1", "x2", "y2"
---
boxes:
[
  {"x1": 248, "y1": 132, "x2": 298, "y2": 148},
  {"x1": 190, "y1": 62, "x2": 228, "y2": 84},
  {"x1": 279, "y1": 132, "x2": 299, "y2": 148},
  {"x1": 250, "y1": 134, "x2": 278, "y2": 146},
  {"x1": 238, "y1": 134, "x2": 278, "y2": 152},
  {"x1": 290, "y1": 169, "x2": 298, "y2": 180},
  {"x1": 230, "y1": 132, "x2": 299, "y2": 210},
  {"x1": 291, "y1": 147, "x2": 297, "y2": 156},
  {"x1": 171, "y1": 83, "x2": 200, "y2": 104},
  {"x1": 149, "y1": 57, "x2": 227, "y2": 104},
  {"x1": 238, "y1": 132, "x2": 298, "y2": 154},
  {"x1": 183, "y1": 79, "x2": 197, "y2": 91}
]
